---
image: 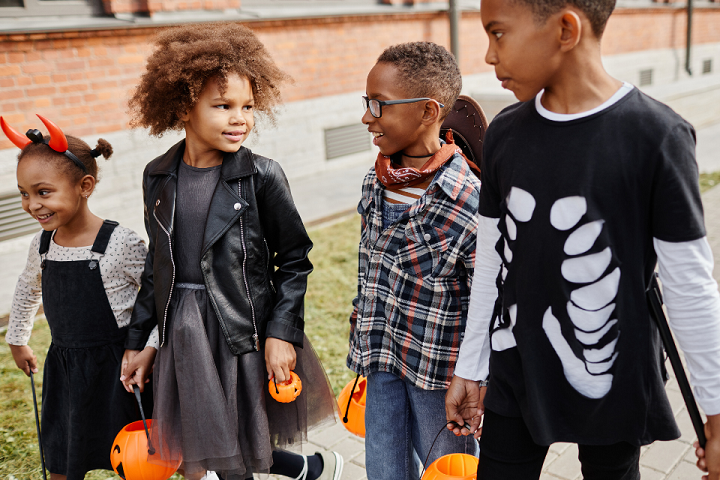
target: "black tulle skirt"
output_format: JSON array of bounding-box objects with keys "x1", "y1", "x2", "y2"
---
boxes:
[{"x1": 149, "y1": 285, "x2": 336, "y2": 480}]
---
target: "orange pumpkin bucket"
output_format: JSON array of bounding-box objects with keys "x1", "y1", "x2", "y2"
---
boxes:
[
  {"x1": 269, "y1": 371, "x2": 303, "y2": 403},
  {"x1": 337, "y1": 374, "x2": 367, "y2": 437},
  {"x1": 110, "y1": 420, "x2": 181, "y2": 480},
  {"x1": 420, "y1": 421, "x2": 479, "y2": 480},
  {"x1": 422, "y1": 453, "x2": 478, "y2": 480}
]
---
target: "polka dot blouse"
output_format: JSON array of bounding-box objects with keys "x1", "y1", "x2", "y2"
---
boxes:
[{"x1": 5, "y1": 226, "x2": 159, "y2": 349}]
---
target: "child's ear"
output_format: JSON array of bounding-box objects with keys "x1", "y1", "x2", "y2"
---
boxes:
[
  {"x1": 178, "y1": 110, "x2": 190, "y2": 123},
  {"x1": 558, "y1": 10, "x2": 583, "y2": 52},
  {"x1": 421, "y1": 100, "x2": 442, "y2": 125},
  {"x1": 79, "y1": 174, "x2": 97, "y2": 198}
]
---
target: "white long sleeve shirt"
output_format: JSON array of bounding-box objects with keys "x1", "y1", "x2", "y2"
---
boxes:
[{"x1": 6, "y1": 226, "x2": 159, "y2": 350}]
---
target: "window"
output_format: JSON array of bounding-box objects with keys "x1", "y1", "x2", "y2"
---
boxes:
[
  {"x1": 0, "y1": 0, "x2": 103, "y2": 17},
  {"x1": 639, "y1": 69, "x2": 653, "y2": 87}
]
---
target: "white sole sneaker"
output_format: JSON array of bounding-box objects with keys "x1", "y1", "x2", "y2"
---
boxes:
[{"x1": 317, "y1": 450, "x2": 343, "y2": 480}]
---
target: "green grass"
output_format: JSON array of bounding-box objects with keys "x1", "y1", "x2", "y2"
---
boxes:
[
  {"x1": 700, "y1": 171, "x2": 720, "y2": 193},
  {"x1": 0, "y1": 214, "x2": 360, "y2": 479},
  {"x1": 305, "y1": 215, "x2": 361, "y2": 396},
  {"x1": 0, "y1": 316, "x2": 52, "y2": 480}
]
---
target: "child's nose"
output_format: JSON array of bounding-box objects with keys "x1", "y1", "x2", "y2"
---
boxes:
[
  {"x1": 485, "y1": 44, "x2": 498, "y2": 65},
  {"x1": 230, "y1": 109, "x2": 245, "y2": 125},
  {"x1": 27, "y1": 198, "x2": 42, "y2": 212},
  {"x1": 362, "y1": 107, "x2": 374, "y2": 125}
]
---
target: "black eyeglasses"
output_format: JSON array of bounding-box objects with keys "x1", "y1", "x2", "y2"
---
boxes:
[{"x1": 362, "y1": 96, "x2": 445, "y2": 118}]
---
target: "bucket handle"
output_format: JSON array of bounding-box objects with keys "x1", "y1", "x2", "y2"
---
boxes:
[
  {"x1": 342, "y1": 373, "x2": 361, "y2": 424},
  {"x1": 421, "y1": 420, "x2": 477, "y2": 476},
  {"x1": 133, "y1": 385, "x2": 156, "y2": 455}
]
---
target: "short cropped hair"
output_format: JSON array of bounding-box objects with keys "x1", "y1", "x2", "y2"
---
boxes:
[
  {"x1": 377, "y1": 42, "x2": 461, "y2": 120},
  {"x1": 514, "y1": 0, "x2": 616, "y2": 37},
  {"x1": 129, "y1": 23, "x2": 290, "y2": 136}
]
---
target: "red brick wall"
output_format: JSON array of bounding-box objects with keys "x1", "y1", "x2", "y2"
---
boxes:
[
  {"x1": 602, "y1": 7, "x2": 720, "y2": 55},
  {"x1": 1, "y1": 7, "x2": 718, "y2": 150}
]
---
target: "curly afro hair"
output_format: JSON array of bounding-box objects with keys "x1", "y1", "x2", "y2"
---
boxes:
[
  {"x1": 129, "y1": 23, "x2": 290, "y2": 136},
  {"x1": 377, "y1": 42, "x2": 461, "y2": 120},
  {"x1": 18, "y1": 135, "x2": 112, "y2": 183}
]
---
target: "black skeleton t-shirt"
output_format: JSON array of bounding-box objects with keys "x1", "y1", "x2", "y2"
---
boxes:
[{"x1": 480, "y1": 88, "x2": 704, "y2": 446}]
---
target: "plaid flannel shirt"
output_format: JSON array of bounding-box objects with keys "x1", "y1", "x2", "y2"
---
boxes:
[{"x1": 346, "y1": 153, "x2": 481, "y2": 390}]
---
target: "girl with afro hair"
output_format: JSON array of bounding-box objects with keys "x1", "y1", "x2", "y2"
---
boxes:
[{"x1": 120, "y1": 23, "x2": 340, "y2": 480}]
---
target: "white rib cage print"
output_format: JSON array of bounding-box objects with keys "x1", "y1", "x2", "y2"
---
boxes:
[{"x1": 491, "y1": 188, "x2": 620, "y2": 399}]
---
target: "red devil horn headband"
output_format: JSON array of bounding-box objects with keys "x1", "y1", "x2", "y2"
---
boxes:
[
  {"x1": 1, "y1": 116, "x2": 31, "y2": 149},
  {"x1": 1, "y1": 114, "x2": 88, "y2": 174}
]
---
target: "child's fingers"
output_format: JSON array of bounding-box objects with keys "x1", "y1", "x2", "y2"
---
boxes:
[
  {"x1": 270, "y1": 363, "x2": 289, "y2": 383},
  {"x1": 121, "y1": 349, "x2": 140, "y2": 378},
  {"x1": 134, "y1": 370, "x2": 146, "y2": 393},
  {"x1": 27, "y1": 354, "x2": 38, "y2": 373}
]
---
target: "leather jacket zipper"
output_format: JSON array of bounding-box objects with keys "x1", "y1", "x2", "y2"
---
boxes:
[
  {"x1": 264, "y1": 238, "x2": 276, "y2": 294},
  {"x1": 238, "y1": 180, "x2": 260, "y2": 351},
  {"x1": 153, "y1": 201, "x2": 175, "y2": 348}
]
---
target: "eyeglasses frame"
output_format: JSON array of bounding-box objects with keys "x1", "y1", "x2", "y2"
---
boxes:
[{"x1": 362, "y1": 96, "x2": 445, "y2": 118}]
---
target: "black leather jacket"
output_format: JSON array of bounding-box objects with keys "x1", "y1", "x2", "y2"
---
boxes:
[{"x1": 125, "y1": 141, "x2": 313, "y2": 355}]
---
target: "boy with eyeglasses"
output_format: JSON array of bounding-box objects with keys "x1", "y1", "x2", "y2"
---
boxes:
[{"x1": 347, "y1": 41, "x2": 482, "y2": 480}]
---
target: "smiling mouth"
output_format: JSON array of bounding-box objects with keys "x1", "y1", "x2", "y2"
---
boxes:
[
  {"x1": 36, "y1": 212, "x2": 54, "y2": 221},
  {"x1": 223, "y1": 131, "x2": 246, "y2": 140},
  {"x1": 371, "y1": 132, "x2": 383, "y2": 138}
]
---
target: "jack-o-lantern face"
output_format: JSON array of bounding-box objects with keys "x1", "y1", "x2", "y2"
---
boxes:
[
  {"x1": 337, "y1": 376, "x2": 367, "y2": 438},
  {"x1": 268, "y1": 371, "x2": 303, "y2": 403},
  {"x1": 110, "y1": 420, "x2": 181, "y2": 480}
]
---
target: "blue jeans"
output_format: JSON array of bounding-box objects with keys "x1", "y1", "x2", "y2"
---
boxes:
[{"x1": 365, "y1": 372, "x2": 479, "y2": 480}]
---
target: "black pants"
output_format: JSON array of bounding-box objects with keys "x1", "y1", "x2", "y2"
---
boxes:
[{"x1": 478, "y1": 409, "x2": 641, "y2": 480}]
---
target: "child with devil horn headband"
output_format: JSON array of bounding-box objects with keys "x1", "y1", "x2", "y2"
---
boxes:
[
  {"x1": 119, "y1": 23, "x2": 339, "y2": 480},
  {"x1": 3, "y1": 114, "x2": 156, "y2": 480}
]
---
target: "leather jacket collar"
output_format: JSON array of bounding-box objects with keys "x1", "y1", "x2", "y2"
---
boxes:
[{"x1": 147, "y1": 139, "x2": 258, "y2": 180}]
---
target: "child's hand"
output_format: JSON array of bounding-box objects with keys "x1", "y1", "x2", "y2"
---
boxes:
[
  {"x1": 696, "y1": 414, "x2": 720, "y2": 480},
  {"x1": 120, "y1": 347, "x2": 156, "y2": 393},
  {"x1": 9, "y1": 345, "x2": 38, "y2": 376},
  {"x1": 265, "y1": 337, "x2": 297, "y2": 383},
  {"x1": 445, "y1": 375, "x2": 485, "y2": 440}
]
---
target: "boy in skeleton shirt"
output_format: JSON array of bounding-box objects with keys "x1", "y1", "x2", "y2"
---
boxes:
[{"x1": 444, "y1": 0, "x2": 720, "y2": 479}]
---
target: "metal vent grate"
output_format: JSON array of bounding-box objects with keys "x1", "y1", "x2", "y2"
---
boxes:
[
  {"x1": 324, "y1": 124, "x2": 371, "y2": 160},
  {"x1": 703, "y1": 59, "x2": 713, "y2": 75},
  {"x1": 639, "y1": 69, "x2": 653, "y2": 86},
  {"x1": 0, "y1": 192, "x2": 38, "y2": 242}
]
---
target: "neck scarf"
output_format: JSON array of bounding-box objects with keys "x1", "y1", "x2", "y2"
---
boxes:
[{"x1": 374, "y1": 131, "x2": 481, "y2": 188}]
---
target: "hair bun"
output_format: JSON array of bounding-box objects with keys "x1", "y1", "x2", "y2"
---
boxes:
[{"x1": 94, "y1": 138, "x2": 113, "y2": 160}]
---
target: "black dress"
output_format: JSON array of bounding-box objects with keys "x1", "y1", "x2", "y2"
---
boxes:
[
  {"x1": 39, "y1": 220, "x2": 151, "y2": 479},
  {"x1": 149, "y1": 161, "x2": 336, "y2": 480}
]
